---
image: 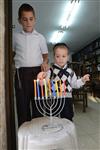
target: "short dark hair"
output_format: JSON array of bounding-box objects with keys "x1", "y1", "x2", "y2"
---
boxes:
[
  {"x1": 18, "y1": 3, "x2": 35, "y2": 19},
  {"x1": 53, "y1": 43, "x2": 69, "y2": 55}
]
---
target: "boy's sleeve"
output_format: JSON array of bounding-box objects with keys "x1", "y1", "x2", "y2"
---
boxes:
[
  {"x1": 40, "y1": 35, "x2": 48, "y2": 54},
  {"x1": 71, "y1": 72, "x2": 85, "y2": 89}
]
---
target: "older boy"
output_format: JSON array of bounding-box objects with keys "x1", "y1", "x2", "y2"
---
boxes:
[{"x1": 13, "y1": 3, "x2": 48, "y2": 126}]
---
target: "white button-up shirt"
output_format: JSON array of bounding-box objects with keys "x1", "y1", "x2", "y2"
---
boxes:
[{"x1": 13, "y1": 30, "x2": 48, "y2": 68}]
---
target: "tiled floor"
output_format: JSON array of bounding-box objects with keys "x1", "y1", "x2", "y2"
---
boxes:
[{"x1": 74, "y1": 98, "x2": 100, "y2": 150}]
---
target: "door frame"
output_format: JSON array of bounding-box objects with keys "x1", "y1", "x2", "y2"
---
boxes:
[{"x1": 4, "y1": 0, "x2": 17, "y2": 150}]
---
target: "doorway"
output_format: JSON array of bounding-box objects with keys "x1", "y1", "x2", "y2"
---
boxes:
[{"x1": 4, "y1": 0, "x2": 17, "y2": 150}]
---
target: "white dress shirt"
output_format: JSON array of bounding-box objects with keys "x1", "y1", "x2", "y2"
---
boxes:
[{"x1": 13, "y1": 30, "x2": 48, "y2": 68}]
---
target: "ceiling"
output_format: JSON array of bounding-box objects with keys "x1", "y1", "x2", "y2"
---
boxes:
[{"x1": 13, "y1": 0, "x2": 100, "y2": 53}]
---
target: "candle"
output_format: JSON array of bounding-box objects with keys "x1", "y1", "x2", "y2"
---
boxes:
[
  {"x1": 43, "y1": 79, "x2": 48, "y2": 99},
  {"x1": 59, "y1": 80, "x2": 62, "y2": 97},
  {"x1": 48, "y1": 79, "x2": 51, "y2": 96},
  {"x1": 55, "y1": 81, "x2": 59, "y2": 97},
  {"x1": 40, "y1": 80, "x2": 44, "y2": 99},
  {"x1": 63, "y1": 80, "x2": 66, "y2": 97},
  {"x1": 37, "y1": 79, "x2": 40, "y2": 99},
  {"x1": 51, "y1": 80, "x2": 56, "y2": 98},
  {"x1": 34, "y1": 80, "x2": 37, "y2": 99}
]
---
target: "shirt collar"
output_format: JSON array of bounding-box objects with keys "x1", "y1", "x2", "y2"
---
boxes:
[
  {"x1": 54, "y1": 63, "x2": 67, "y2": 69},
  {"x1": 21, "y1": 29, "x2": 39, "y2": 36}
]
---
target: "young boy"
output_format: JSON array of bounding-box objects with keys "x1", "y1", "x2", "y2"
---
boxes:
[
  {"x1": 37, "y1": 43, "x2": 90, "y2": 121},
  {"x1": 13, "y1": 3, "x2": 48, "y2": 127}
]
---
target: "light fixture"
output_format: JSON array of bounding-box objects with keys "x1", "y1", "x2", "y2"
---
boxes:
[
  {"x1": 50, "y1": 30, "x2": 65, "y2": 44},
  {"x1": 50, "y1": 0, "x2": 80, "y2": 44},
  {"x1": 60, "y1": 0, "x2": 80, "y2": 29}
]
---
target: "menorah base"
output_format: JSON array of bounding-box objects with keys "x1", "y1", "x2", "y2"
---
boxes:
[{"x1": 42, "y1": 123, "x2": 63, "y2": 134}]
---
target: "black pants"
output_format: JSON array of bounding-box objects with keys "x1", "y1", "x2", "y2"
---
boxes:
[
  {"x1": 15, "y1": 67, "x2": 42, "y2": 127},
  {"x1": 60, "y1": 98, "x2": 74, "y2": 121}
]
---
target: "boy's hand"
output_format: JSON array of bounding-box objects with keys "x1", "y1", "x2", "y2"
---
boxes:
[
  {"x1": 37, "y1": 71, "x2": 47, "y2": 80},
  {"x1": 41, "y1": 62, "x2": 49, "y2": 72},
  {"x1": 82, "y1": 74, "x2": 90, "y2": 83}
]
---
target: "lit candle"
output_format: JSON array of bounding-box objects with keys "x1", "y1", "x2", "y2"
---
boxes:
[
  {"x1": 37, "y1": 79, "x2": 40, "y2": 99},
  {"x1": 40, "y1": 80, "x2": 44, "y2": 99},
  {"x1": 51, "y1": 80, "x2": 56, "y2": 98},
  {"x1": 34, "y1": 80, "x2": 37, "y2": 99},
  {"x1": 48, "y1": 79, "x2": 51, "y2": 96},
  {"x1": 43, "y1": 79, "x2": 48, "y2": 99},
  {"x1": 55, "y1": 81, "x2": 59, "y2": 97}
]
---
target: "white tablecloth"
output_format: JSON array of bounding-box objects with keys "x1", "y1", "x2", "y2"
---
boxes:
[{"x1": 18, "y1": 117, "x2": 78, "y2": 150}]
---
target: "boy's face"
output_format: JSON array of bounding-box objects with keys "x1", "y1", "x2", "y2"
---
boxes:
[
  {"x1": 54, "y1": 47, "x2": 69, "y2": 68},
  {"x1": 19, "y1": 11, "x2": 36, "y2": 32}
]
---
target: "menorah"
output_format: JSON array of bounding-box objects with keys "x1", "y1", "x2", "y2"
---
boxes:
[{"x1": 33, "y1": 79, "x2": 66, "y2": 133}]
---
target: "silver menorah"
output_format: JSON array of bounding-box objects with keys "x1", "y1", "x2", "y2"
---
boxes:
[{"x1": 34, "y1": 79, "x2": 66, "y2": 132}]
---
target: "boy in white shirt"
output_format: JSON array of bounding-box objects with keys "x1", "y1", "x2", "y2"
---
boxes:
[
  {"x1": 37, "y1": 43, "x2": 90, "y2": 121},
  {"x1": 13, "y1": 3, "x2": 48, "y2": 127}
]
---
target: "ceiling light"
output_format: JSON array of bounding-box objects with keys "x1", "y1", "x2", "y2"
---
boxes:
[
  {"x1": 60, "y1": 0, "x2": 80, "y2": 29},
  {"x1": 49, "y1": 0, "x2": 80, "y2": 44},
  {"x1": 50, "y1": 30, "x2": 65, "y2": 44}
]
